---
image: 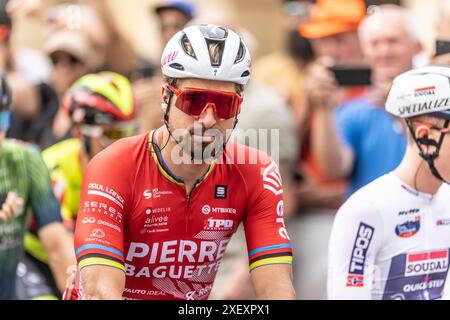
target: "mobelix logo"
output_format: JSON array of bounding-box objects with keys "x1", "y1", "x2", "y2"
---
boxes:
[{"x1": 346, "y1": 223, "x2": 374, "y2": 287}]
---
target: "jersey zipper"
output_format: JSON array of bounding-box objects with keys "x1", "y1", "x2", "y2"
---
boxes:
[
  {"x1": 186, "y1": 192, "x2": 191, "y2": 236},
  {"x1": 185, "y1": 181, "x2": 200, "y2": 236}
]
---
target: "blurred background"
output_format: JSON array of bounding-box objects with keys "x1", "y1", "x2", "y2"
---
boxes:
[
  {"x1": 3, "y1": 0, "x2": 450, "y2": 301},
  {"x1": 10, "y1": 0, "x2": 444, "y2": 62}
]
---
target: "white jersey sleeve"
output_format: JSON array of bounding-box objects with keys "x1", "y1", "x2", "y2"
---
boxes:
[{"x1": 328, "y1": 195, "x2": 383, "y2": 300}]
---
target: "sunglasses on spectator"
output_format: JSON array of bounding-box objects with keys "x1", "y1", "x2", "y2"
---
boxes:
[
  {"x1": 79, "y1": 122, "x2": 137, "y2": 140},
  {"x1": 50, "y1": 53, "x2": 82, "y2": 67},
  {"x1": 166, "y1": 83, "x2": 243, "y2": 120}
]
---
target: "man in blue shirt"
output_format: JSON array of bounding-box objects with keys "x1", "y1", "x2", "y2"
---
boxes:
[{"x1": 307, "y1": 4, "x2": 423, "y2": 196}]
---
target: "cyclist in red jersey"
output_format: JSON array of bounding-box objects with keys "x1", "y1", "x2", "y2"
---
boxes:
[{"x1": 68, "y1": 24, "x2": 295, "y2": 300}]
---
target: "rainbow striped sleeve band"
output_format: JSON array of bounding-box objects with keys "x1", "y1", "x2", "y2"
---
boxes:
[
  {"x1": 75, "y1": 244, "x2": 125, "y2": 272},
  {"x1": 248, "y1": 243, "x2": 293, "y2": 271}
]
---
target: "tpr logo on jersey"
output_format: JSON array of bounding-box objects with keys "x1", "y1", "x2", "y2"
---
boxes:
[
  {"x1": 347, "y1": 223, "x2": 374, "y2": 287},
  {"x1": 395, "y1": 216, "x2": 420, "y2": 238}
]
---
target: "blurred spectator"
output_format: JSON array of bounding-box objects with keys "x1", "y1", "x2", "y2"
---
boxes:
[
  {"x1": 295, "y1": 4, "x2": 422, "y2": 299},
  {"x1": 253, "y1": 0, "x2": 314, "y2": 136},
  {"x1": 45, "y1": 30, "x2": 99, "y2": 99},
  {"x1": 431, "y1": 0, "x2": 450, "y2": 65},
  {"x1": 0, "y1": 0, "x2": 59, "y2": 149},
  {"x1": 133, "y1": 0, "x2": 195, "y2": 135},
  {"x1": 287, "y1": 0, "x2": 367, "y2": 300},
  {"x1": 436, "y1": 0, "x2": 450, "y2": 40},
  {"x1": 310, "y1": 4, "x2": 421, "y2": 195},
  {"x1": 155, "y1": 0, "x2": 194, "y2": 46},
  {"x1": 300, "y1": 0, "x2": 366, "y2": 203},
  {"x1": 43, "y1": 4, "x2": 107, "y2": 142}
]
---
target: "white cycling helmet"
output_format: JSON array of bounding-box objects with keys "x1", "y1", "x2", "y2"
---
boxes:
[
  {"x1": 386, "y1": 65, "x2": 450, "y2": 120},
  {"x1": 161, "y1": 24, "x2": 251, "y2": 85}
]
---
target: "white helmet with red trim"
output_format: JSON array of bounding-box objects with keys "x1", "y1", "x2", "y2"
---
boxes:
[
  {"x1": 161, "y1": 24, "x2": 251, "y2": 85},
  {"x1": 386, "y1": 66, "x2": 450, "y2": 120}
]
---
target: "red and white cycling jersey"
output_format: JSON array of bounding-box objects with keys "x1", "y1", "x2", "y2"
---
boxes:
[{"x1": 72, "y1": 130, "x2": 292, "y2": 300}]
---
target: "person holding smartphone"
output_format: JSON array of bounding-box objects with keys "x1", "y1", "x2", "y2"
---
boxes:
[{"x1": 305, "y1": 4, "x2": 422, "y2": 197}]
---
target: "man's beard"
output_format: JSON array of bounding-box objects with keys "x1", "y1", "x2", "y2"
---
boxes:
[{"x1": 177, "y1": 125, "x2": 226, "y2": 163}]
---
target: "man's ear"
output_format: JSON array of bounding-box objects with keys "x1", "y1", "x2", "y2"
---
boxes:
[
  {"x1": 161, "y1": 85, "x2": 169, "y2": 111},
  {"x1": 415, "y1": 124, "x2": 434, "y2": 150}
]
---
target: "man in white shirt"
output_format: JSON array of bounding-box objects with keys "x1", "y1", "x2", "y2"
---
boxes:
[{"x1": 328, "y1": 66, "x2": 450, "y2": 300}]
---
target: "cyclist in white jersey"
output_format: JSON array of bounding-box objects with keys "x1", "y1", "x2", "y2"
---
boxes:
[{"x1": 328, "y1": 65, "x2": 450, "y2": 300}]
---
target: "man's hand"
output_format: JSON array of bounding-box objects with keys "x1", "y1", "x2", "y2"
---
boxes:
[
  {"x1": 0, "y1": 192, "x2": 24, "y2": 221},
  {"x1": 6, "y1": 0, "x2": 43, "y2": 18},
  {"x1": 305, "y1": 59, "x2": 342, "y2": 111},
  {"x1": 251, "y1": 264, "x2": 296, "y2": 300},
  {"x1": 80, "y1": 265, "x2": 125, "y2": 300}
]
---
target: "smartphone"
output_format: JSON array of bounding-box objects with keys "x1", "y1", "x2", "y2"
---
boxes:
[
  {"x1": 435, "y1": 39, "x2": 450, "y2": 57},
  {"x1": 329, "y1": 64, "x2": 372, "y2": 86}
]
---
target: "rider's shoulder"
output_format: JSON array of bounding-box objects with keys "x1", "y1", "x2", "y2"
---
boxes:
[
  {"x1": 223, "y1": 141, "x2": 281, "y2": 191},
  {"x1": 3, "y1": 138, "x2": 41, "y2": 160}
]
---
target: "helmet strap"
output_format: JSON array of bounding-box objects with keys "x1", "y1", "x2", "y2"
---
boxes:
[{"x1": 406, "y1": 119, "x2": 450, "y2": 184}]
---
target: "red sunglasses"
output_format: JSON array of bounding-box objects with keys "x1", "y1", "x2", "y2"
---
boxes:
[{"x1": 166, "y1": 83, "x2": 243, "y2": 120}]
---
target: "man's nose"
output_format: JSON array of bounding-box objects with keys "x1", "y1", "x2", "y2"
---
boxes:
[{"x1": 198, "y1": 103, "x2": 218, "y2": 128}]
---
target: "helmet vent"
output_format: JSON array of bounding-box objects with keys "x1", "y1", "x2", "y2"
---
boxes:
[
  {"x1": 241, "y1": 70, "x2": 250, "y2": 77},
  {"x1": 180, "y1": 33, "x2": 197, "y2": 59},
  {"x1": 234, "y1": 41, "x2": 246, "y2": 64},
  {"x1": 169, "y1": 63, "x2": 185, "y2": 71},
  {"x1": 199, "y1": 25, "x2": 228, "y2": 40},
  {"x1": 206, "y1": 40, "x2": 225, "y2": 67}
]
